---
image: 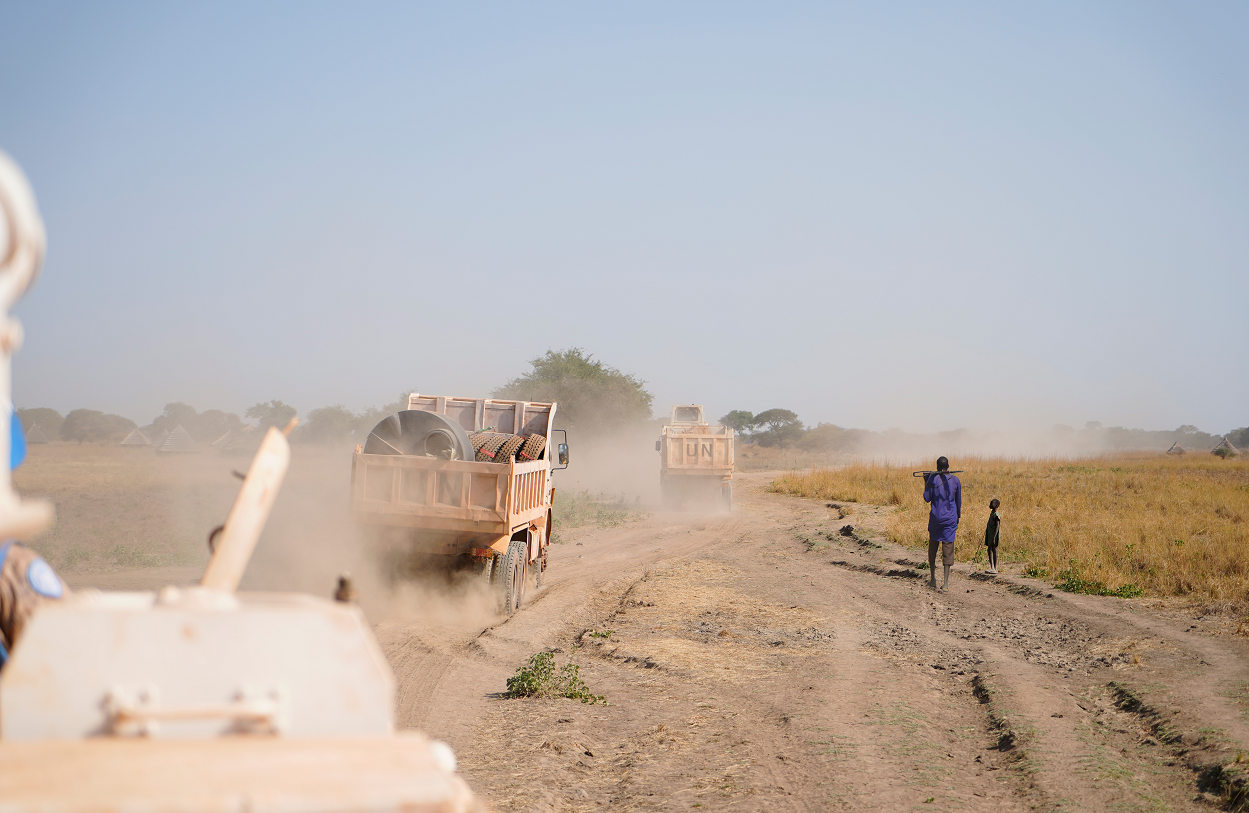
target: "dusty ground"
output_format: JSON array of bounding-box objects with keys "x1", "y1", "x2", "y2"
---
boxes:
[
  {"x1": 29, "y1": 447, "x2": 1249, "y2": 812},
  {"x1": 370, "y1": 473, "x2": 1249, "y2": 812}
]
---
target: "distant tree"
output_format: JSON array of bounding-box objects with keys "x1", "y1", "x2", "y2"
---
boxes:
[
  {"x1": 152, "y1": 402, "x2": 199, "y2": 434},
  {"x1": 1084, "y1": 421, "x2": 1103, "y2": 431},
  {"x1": 193, "y1": 409, "x2": 244, "y2": 443},
  {"x1": 800, "y1": 423, "x2": 865, "y2": 454},
  {"x1": 304, "y1": 405, "x2": 357, "y2": 444},
  {"x1": 493, "y1": 349, "x2": 653, "y2": 434},
  {"x1": 719, "y1": 410, "x2": 755, "y2": 434},
  {"x1": 1227, "y1": 427, "x2": 1249, "y2": 449},
  {"x1": 246, "y1": 400, "x2": 298, "y2": 431},
  {"x1": 148, "y1": 403, "x2": 243, "y2": 443},
  {"x1": 60, "y1": 409, "x2": 136, "y2": 444},
  {"x1": 752, "y1": 408, "x2": 804, "y2": 447},
  {"x1": 16, "y1": 407, "x2": 63, "y2": 439},
  {"x1": 60, "y1": 409, "x2": 103, "y2": 444},
  {"x1": 1176, "y1": 425, "x2": 1199, "y2": 435}
]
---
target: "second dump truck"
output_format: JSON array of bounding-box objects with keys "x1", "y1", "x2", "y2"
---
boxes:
[
  {"x1": 656, "y1": 405, "x2": 734, "y2": 510},
  {"x1": 350, "y1": 394, "x2": 568, "y2": 615}
]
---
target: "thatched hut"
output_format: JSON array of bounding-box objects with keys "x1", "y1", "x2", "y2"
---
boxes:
[
  {"x1": 1166, "y1": 441, "x2": 1186, "y2": 456},
  {"x1": 220, "y1": 426, "x2": 262, "y2": 457},
  {"x1": 1212, "y1": 437, "x2": 1240, "y2": 458},
  {"x1": 24, "y1": 424, "x2": 50, "y2": 444},
  {"x1": 154, "y1": 424, "x2": 199, "y2": 455},
  {"x1": 119, "y1": 428, "x2": 150, "y2": 448}
]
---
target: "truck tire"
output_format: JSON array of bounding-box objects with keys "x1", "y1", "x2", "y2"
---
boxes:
[
  {"x1": 517, "y1": 433, "x2": 546, "y2": 462},
  {"x1": 474, "y1": 433, "x2": 510, "y2": 462},
  {"x1": 503, "y1": 538, "x2": 527, "y2": 616},
  {"x1": 496, "y1": 434, "x2": 526, "y2": 463}
]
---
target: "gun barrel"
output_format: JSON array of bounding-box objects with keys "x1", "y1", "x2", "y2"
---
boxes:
[{"x1": 912, "y1": 470, "x2": 965, "y2": 477}]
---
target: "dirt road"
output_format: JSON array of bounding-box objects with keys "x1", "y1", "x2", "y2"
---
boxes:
[{"x1": 378, "y1": 472, "x2": 1249, "y2": 812}]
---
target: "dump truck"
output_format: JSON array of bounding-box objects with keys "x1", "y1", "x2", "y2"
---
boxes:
[
  {"x1": 0, "y1": 150, "x2": 479, "y2": 813},
  {"x1": 350, "y1": 394, "x2": 568, "y2": 615},
  {"x1": 655, "y1": 405, "x2": 734, "y2": 510}
]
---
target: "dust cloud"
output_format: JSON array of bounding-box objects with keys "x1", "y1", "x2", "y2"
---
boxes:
[
  {"x1": 814, "y1": 423, "x2": 1224, "y2": 465},
  {"x1": 238, "y1": 445, "x2": 500, "y2": 629},
  {"x1": 554, "y1": 420, "x2": 664, "y2": 506}
]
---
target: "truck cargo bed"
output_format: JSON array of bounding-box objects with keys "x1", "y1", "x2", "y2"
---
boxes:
[{"x1": 351, "y1": 454, "x2": 548, "y2": 538}]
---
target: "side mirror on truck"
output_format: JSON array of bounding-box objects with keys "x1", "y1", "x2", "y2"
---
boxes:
[
  {"x1": 553, "y1": 429, "x2": 569, "y2": 470},
  {"x1": 654, "y1": 439, "x2": 661, "y2": 452}
]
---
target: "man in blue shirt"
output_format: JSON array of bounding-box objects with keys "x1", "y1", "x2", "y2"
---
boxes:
[{"x1": 922, "y1": 456, "x2": 961, "y2": 591}]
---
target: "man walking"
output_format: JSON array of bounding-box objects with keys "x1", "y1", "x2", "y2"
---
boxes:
[{"x1": 923, "y1": 456, "x2": 961, "y2": 591}]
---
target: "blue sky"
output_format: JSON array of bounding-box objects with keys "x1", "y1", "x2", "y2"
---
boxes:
[{"x1": 2, "y1": 2, "x2": 1246, "y2": 434}]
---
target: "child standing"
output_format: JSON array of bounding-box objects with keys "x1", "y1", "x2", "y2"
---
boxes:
[{"x1": 984, "y1": 498, "x2": 1002, "y2": 574}]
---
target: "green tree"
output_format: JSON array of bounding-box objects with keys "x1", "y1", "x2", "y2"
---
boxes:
[
  {"x1": 193, "y1": 409, "x2": 244, "y2": 443},
  {"x1": 800, "y1": 423, "x2": 865, "y2": 454},
  {"x1": 16, "y1": 407, "x2": 63, "y2": 439},
  {"x1": 493, "y1": 349, "x2": 653, "y2": 433},
  {"x1": 718, "y1": 410, "x2": 755, "y2": 434},
  {"x1": 752, "y1": 408, "x2": 804, "y2": 447},
  {"x1": 246, "y1": 400, "x2": 298, "y2": 431},
  {"x1": 148, "y1": 403, "x2": 243, "y2": 442},
  {"x1": 304, "y1": 405, "x2": 357, "y2": 444},
  {"x1": 152, "y1": 402, "x2": 199, "y2": 434},
  {"x1": 60, "y1": 409, "x2": 136, "y2": 444}
]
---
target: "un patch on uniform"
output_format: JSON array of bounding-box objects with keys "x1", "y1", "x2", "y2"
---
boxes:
[{"x1": 27, "y1": 558, "x2": 63, "y2": 598}]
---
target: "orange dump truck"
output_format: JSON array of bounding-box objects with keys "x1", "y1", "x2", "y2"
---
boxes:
[
  {"x1": 350, "y1": 394, "x2": 568, "y2": 615},
  {"x1": 655, "y1": 405, "x2": 734, "y2": 510}
]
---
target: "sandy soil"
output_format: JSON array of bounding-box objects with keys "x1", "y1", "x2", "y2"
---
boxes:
[
  {"x1": 373, "y1": 472, "x2": 1249, "y2": 812},
  {"x1": 48, "y1": 456, "x2": 1249, "y2": 811}
]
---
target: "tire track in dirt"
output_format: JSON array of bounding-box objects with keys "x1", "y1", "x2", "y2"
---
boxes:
[
  {"x1": 376, "y1": 474, "x2": 1248, "y2": 811},
  {"x1": 373, "y1": 511, "x2": 745, "y2": 750},
  {"x1": 810, "y1": 482, "x2": 1249, "y2": 812}
]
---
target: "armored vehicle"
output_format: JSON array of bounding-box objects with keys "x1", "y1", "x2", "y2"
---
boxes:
[{"x1": 0, "y1": 149, "x2": 479, "y2": 813}]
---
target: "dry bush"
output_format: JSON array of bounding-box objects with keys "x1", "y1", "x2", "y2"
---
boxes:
[{"x1": 771, "y1": 454, "x2": 1249, "y2": 603}]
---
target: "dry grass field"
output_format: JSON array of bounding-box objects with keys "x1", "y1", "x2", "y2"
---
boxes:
[
  {"x1": 12, "y1": 442, "x2": 237, "y2": 573},
  {"x1": 770, "y1": 453, "x2": 1249, "y2": 605},
  {"x1": 12, "y1": 442, "x2": 358, "y2": 597}
]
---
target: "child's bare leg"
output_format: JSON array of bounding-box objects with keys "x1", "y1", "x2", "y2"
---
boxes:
[{"x1": 988, "y1": 547, "x2": 997, "y2": 573}]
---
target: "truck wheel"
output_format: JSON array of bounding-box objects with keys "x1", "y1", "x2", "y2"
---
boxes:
[{"x1": 504, "y1": 538, "x2": 527, "y2": 616}]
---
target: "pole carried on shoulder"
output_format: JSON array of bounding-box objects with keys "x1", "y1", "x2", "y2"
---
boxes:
[{"x1": 912, "y1": 470, "x2": 964, "y2": 477}]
